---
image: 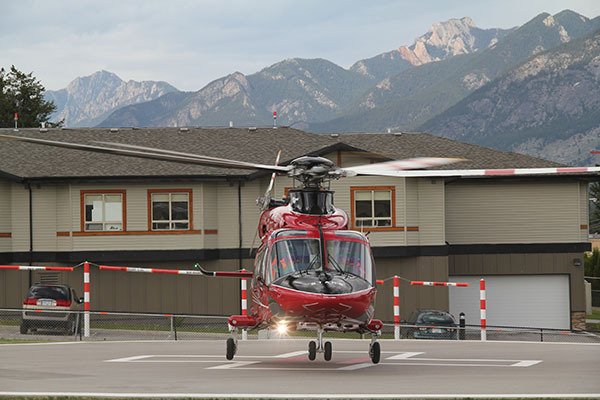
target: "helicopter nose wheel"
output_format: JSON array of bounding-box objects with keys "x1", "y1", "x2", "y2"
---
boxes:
[
  {"x1": 308, "y1": 340, "x2": 317, "y2": 361},
  {"x1": 324, "y1": 341, "x2": 333, "y2": 361},
  {"x1": 308, "y1": 327, "x2": 332, "y2": 361}
]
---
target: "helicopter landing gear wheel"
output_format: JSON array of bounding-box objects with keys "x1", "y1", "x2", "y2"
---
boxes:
[
  {"x1": 369, "y1": 341, "x2": 381, "y2": 364},
  {"x1": 226, "y1": 337, "x2": 237, "y2": 360},
  {"x1": 324, "y1": 341, "x2": 332, "y2": 361},
  {"x1": 308, "y1": 340, "x2": 317, "y2": 361}
]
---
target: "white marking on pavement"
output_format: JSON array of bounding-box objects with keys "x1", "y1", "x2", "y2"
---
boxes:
[
  {"x1": 386, "y1": 352, "x2": 424, "y2": 360},
  {"x1": 1, "y1": 393, "x2": 599, "y2": 398},
  {"x1": 105, "y1": 355, "x2": 154, "y2": 362},
  {"x1": 273, "y1": 350, "x2": 306, "y2": 358},
  {"x1": 206, "y1": 361, "x2": 260, "y2": 369},
  {"x1": 511, "y1": 360, "x2": 542, "y2": 367},
  {"x1": 381, "y1": 362, "x2": 530, "y2": 368},
  {"x1": 337, "y1": 362, "x2": 375, "y2": 371}
]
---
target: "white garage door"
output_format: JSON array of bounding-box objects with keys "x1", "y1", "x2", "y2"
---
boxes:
[{"x1": 449, "y1": 275, "x2": 570, "y2": 330}]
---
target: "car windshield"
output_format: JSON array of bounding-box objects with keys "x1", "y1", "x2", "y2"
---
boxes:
[
  {"x1": 419, "y1": 313, "x2": 455, "y2": 325},
  {"x1": 27, "y1": 286, "x2": 69, "y2": 300},
  {"x1": 270, "y1": 232, "x2": 373, "y2": 282}
]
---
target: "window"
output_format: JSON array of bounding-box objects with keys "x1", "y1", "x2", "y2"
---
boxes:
[
  {"x1": 83, "y1": 192, "x2": 125, "y2": 231},
  {"x1": 351, "y1": 187, "x2": 395, "y2": 229},
  {"x1": 149, "y1": 190, "x2": 192, "y2": 231}
]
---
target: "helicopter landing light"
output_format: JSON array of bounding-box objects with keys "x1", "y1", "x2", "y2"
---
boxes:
[{"x1": 276, "y1": 321, "x2": 289, "y2": 335}]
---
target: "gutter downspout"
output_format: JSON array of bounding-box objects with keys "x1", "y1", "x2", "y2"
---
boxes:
[
  {"x1": 238, "y1": 180, "x2": 243, "y2": 270},
  {"x1": 27, "y1": 182, "x2": 33, "y2": 286}
]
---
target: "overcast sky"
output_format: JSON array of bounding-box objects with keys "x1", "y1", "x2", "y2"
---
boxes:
[{"x1": 2, "y1": 0, "x2": 600, "y2": 91}]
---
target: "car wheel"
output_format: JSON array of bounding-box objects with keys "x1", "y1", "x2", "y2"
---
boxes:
[{"x1": 20, "y1": 321, "x2": 28, "y2": 334}]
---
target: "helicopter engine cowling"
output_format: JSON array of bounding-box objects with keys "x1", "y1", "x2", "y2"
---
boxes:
[{"x1": 258, "y1": 204, "x2": 348, "y2": 237}]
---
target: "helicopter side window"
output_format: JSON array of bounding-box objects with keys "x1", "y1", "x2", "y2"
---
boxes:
[{"x1": 254, "y1": 245, "x2": 268, "y2": 283}]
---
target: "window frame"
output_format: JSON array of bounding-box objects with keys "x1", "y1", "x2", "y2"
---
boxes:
[
  {"x1": 80, "y1": 190, "x2": 127, "y2": 233},
  {"x1": 147, "y1": 189, "x2": 193, "y2": 232},
  {"x1": 350, "y1": 186, "x2": 399, "y2": 232}
]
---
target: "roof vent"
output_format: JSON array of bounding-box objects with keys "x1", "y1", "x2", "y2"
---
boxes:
[
  {"x1": 394, "y1": 131, "x2": 403, "y2": 136},
  {"x1": 330, "y1": 133, "x2": 339, "y2": 138},
  {"x1": 39, "y1": 128, "x2": 48, "y2": 132},
  {"x1": 229, "y1": 121, "x2": 234, "y2": 128},
  {"x1": 179, "y1": 127, "x2": 189, "y2": 132},
  {"x1": 110, "y1": 128, "x2": 119, "y2": 132},
  {"x1": 387, "y1": 128, "x2": 391, "y2": 133},
  {"x1": 248, "y1": 127, "x2": 257, "y2": 131}
]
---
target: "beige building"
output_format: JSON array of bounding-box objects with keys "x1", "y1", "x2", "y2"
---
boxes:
[{"x1": 0, "y1": 127, "x2": 594, "y2": 330}]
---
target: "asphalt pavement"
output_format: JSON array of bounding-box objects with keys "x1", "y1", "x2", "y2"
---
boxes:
[{"x1": 0, "y1": 339, "x2": 599, "y2": 398}]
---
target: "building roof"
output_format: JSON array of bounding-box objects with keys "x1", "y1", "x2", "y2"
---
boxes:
[{"x1": 0, "y1": 127, "x2": 563, "y2": 182}]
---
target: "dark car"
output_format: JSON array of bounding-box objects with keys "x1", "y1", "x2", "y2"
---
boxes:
[
  {"x1": 403, "y1": 309, "x2": 458, "y2": 340},
  {"x1": 21, "y1": 284, "x2": 83, "y2": 334}
]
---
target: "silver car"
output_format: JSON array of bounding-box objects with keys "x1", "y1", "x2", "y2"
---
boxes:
[{"x1": 21, "y1": 284, "x2": 83, "y2": 334}]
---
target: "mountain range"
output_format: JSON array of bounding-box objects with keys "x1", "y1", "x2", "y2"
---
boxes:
[
  {"x1": 45, "y1": 71, "x2": 177, "y2": 127},
  {"x1": 420, "y1": 26, "x2": 600, "y2": 165},
  {"x1": 45, "y1": 10, "x2": 600, "y2": 165}
]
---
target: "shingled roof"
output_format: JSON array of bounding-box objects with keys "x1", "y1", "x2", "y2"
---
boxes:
[{"x1": 0, "y1": 127, "x2": 562, "y2": 181}]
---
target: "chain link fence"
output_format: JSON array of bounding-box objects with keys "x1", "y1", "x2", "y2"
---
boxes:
[{"x1": 1, "y1": 308, "x2": 599, "y2": 343}]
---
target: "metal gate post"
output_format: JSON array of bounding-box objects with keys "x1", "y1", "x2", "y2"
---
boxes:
[
  {"x1": 241, "y1": 269, "x2": 248, "y2": 341},
  {"x1": 480, "y1": 278, "x2": 486, "y2": 341},
  {"x1": 393, "y1": 276, "x2": 400, "y2": 340},
  {"x1": 83, "y1": 261, "x2": 90, "y2": 338}
]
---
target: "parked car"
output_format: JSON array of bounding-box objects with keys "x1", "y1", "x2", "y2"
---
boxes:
[
  {"x1": 21, "y1": 284, "x2": 83, "y2": 335},
  {"x1": 403, "y1": 309, "x2": 458, "y2": 340}
]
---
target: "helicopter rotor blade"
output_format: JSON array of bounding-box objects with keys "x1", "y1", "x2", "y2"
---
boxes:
[
  {"x1": 341, "y1": 157, "x2": 466, "y2": 176},
  {"x1": 95, "y1": 141, "x2": 291, "y2": 172},
  {"x1": 265, "y1": 149, "x2": 282, "y2": 198},
  {"x1": 349, "y1": 165, "x2": 600, "y2": 178},
  {"x1": 0, "y1": 134, "x2": 290, "y2": 173}
]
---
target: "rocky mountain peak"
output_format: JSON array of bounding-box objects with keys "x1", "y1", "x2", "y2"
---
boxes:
[
  {"x1": 351, "y1": 16, "x2": 514, "y2": 80},
  {"x1": 402, "y1": 16, "x2": 491, "y2": 65},
  {"x1": 46, "y1": 70, "x2": 177, "y2": 127}
]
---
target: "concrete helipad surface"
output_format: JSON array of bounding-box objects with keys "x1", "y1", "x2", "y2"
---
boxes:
[{"x1": 0, "y1": 339, "x2": 599, "y2": 398}]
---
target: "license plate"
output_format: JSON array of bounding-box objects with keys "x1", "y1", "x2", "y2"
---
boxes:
[
  {"x1": 431, "y1": 328, "x2": 442, "y2": 333},
  {"x1": 38, "y1": 299, "x2": 55, "y2": 306}
]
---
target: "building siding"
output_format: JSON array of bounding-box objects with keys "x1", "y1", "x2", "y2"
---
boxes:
[
  {"x1": 445, "y1": 180, "x2": 582, "y2": 244},
  {"x1": 0, "y1": 180, "x2": 11, "y2": 252}
]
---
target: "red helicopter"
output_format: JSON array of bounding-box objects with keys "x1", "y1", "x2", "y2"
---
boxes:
[
  {"x1": 194, "y1": 154, "x2": 463, "y2": 364},
  {"x1": 3, "y1": 132, "x2": 600, "y2": 363}
]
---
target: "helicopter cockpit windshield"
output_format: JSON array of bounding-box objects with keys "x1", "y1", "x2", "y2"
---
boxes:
[{"x1": 269, "y1": 230, "x2": 374, "y2": 284}]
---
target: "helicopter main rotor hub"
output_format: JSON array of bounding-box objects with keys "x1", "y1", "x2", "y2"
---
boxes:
[{"x1": 288, "y1": 156, "x2": 344, "y2": 187}]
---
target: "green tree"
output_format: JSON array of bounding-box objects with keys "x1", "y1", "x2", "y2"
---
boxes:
[{"x1": 0, "y1": 65, "x2": 56, "y2": 128}]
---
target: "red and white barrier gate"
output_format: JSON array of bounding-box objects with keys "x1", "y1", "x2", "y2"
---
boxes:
[
  {"x1": 411, "y1": 281, "x2": 469, "y2": 287},
  {"x1": 99, "y1": 264, "x2": 253, "y2": 340},
  {"x1": 99, "y1": 265, "x2": 205, "y2": 275},
  {"x1": 480, "y1": 278, "x2": 487, "y2": 341},
  {"x1": 0, "y1": 265, "x2": 74, "y2": 271}
]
